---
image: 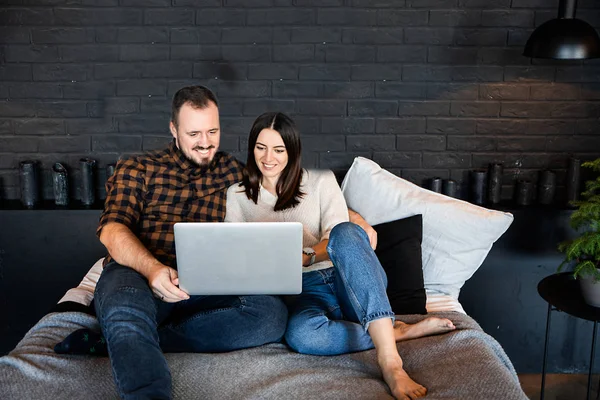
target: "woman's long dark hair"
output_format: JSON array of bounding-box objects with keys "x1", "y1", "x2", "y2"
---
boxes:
[{"x1": 241, "y1": 112, "x2": 304, "y2": 211}]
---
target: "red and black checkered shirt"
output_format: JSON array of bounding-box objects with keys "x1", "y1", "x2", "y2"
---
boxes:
[{"x1": 97, "y1": 140, "x2": 244, "y2": 268}]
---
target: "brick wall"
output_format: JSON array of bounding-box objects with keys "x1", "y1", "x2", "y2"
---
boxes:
[{"x1": 1, "y1": 0, "x2": 599, "y2": 203}]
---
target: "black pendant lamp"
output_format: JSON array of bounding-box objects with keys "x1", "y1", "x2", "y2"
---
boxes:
[{"x1": 523, "y1": 0, "x2": 600, "y2": 59}]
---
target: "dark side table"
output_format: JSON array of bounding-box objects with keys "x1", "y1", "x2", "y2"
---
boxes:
[{"x1": 538, "y1": 272, "x2": 600, "y2": 400}]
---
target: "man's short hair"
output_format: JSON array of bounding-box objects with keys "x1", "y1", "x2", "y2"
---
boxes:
[{"x1": 171, "y1": 85, "x2": 219, "y2": 128}]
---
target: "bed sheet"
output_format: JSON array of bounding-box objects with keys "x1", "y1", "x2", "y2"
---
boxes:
[{"x1": 0, "y1": 310, "x2": 527, "y2": 400}]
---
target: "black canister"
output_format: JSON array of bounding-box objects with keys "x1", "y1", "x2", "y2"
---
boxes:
[
  {"x1": 19, "y1": 160, "x2": 40, "y2": 208},
  {"x1": 52, "y1": 162, "x2": 69, "y2": 207},
  {"x1": 430, "y1": 177, "x2": 443, "y2": 193},
  {"x1": 442, "y1": 179, "x2": 458, "y2": 198},
  {"x1": 106, "y1": 163, "x2": 116, "y2": 179},
  {"x1": 487, "y1": 163, "x2": 503, "y2": 205},
  {"x1": 566, "y1": 157, "x2": 581, "y2": 205},
  {"x1": 470, "y1": 170, "x2": 487, "y2": 205},
  {"x1": 515, "y1": 179, "x2": 534, "y2": 206},
  {"x1": 537, "y1": 170, "x2": 556, "y2": 206},
  {"x1": 80, "y1": 158, "x2": 96, "y2": 206}
]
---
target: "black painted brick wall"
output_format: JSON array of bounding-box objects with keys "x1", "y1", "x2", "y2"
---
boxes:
[{"x1": 1, "y1": 0, "x2": 600, "y2": 203}]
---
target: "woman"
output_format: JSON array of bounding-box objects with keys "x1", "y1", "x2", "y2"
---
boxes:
[{"x1": 225, "y1": 112, "x2": 455, "y2": 400}]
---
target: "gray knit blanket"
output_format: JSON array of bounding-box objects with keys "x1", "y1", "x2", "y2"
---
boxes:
[{"x1": 0, "y1": 311, "x2": 527, "y2": 400}]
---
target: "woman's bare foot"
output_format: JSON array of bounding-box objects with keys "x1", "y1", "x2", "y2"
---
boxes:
[
  {"x1": 394, "y1": 317, "x2": 455, "y2": 342},
  {"x1": 378, "y1": 354, "x2": 427, "y2": 400}
]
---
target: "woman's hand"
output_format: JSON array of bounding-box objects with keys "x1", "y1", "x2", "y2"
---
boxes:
[
  {"x1": 146, "y1": 263, "x2": 190, "y2": 303},
  {"x1": 348, "y1": 209, "x2": 378, "y2": 250},
  {"x1": 302, "y1": 253, "x2": 312, "y2": 267}
]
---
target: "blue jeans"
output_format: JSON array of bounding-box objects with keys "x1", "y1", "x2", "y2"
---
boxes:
[
  {"x1": 94, "y1": 262, "x2": 288, "y2": 400},
  {"x1": 284, "y1": 222, "x2": 395, "y2": 356}
]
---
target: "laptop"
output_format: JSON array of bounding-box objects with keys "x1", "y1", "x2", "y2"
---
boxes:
[{"x1": 174, "y1": 222, "x2": 303, "y2": 295}]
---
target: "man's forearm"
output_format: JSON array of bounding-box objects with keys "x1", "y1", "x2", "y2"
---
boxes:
[
  {"x1": 347, "y1": 208, "x2": 378, "y2": 250},
  {"x1": 99, "y1": 222, "x2": 162, "y2": 279},
  {"x1": 348, "y1": 208, "x2": 362, "y2": 224}
]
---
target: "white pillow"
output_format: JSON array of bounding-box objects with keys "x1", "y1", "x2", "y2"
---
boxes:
[
  {"x1": 340, "y1": 157, "x2": 513, "y2": 300},
  {"x1": 57, "y1": 257, "x2": 104, "y2": 306}
]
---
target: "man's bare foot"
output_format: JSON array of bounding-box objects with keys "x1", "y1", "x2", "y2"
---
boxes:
[
  {"x1": 394, "y1": 317, "x2": 455, "y2": 342},
  {"x1": 378, "y1": 354, "x2": 427, "y2": 400}
]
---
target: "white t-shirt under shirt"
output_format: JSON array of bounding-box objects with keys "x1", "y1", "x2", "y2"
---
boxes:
[{"x1": 225, "y1": 169, "x2": 349, "y2": 273}]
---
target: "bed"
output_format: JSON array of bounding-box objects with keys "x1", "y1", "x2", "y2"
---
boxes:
[
  {"x1": 0, "y1": 258, "x2": 527, "y2": 400},
  {"x1": 0, "y1": 157, "x2": 528, "y2": 399}
]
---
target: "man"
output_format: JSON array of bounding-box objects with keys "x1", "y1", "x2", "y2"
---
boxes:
[{"x1": 57, "y1": 85, "x2": 378, "y2": 399}]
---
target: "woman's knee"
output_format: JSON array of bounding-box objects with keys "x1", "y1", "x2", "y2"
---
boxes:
[
  {"x1": 328, "y1": 223, "x2": 370, "y2": 260},
  {"x1": 285, "y1": 313, "x2": 329, "y2": 355},
  {"x1": 329, "y1": 222, "x2": 366, "y2": 245},
  {"x1": 285, "y1": 321, "x2": 310, "y2": 354}
]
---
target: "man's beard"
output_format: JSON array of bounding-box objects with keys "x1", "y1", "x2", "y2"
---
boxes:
[{"x1": 184, "y1": 145, "x2": 215, "y2": 167}]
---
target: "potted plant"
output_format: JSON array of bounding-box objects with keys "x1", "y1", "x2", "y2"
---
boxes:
[{"x1": 558, "y1": 158, "x2": 600, "y2": 307}]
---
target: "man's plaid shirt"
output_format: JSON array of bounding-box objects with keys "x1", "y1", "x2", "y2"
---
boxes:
[{"x1": 97, "y1": 140, "x2": 244, "y2": 268}]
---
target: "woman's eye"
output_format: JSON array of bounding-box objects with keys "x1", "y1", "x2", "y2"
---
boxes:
[{"x1": 275, "y1": 149, "x2": 285, "y2": 153}]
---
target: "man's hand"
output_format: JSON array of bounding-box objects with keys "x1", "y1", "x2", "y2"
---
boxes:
[
  {"x1": 348, "y1": 209, "x2": 377, "y2": 250},
  {"x1": 146, "y1": 263, "x2": 190, "y2": 303},
  {"x1": 99, "y1": 222, "x2": 190, "y2": 302}
]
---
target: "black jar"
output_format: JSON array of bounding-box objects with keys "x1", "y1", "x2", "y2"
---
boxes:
[
  {"x1": 515, "y1": 179, "x2": 534, "y2": 206},
  {"x1": 429, "y1": 177, "x2": 443, "y2": 193},
  {"x1": 566, "y1": 157, "x2": 581, "y2": 205},
  {"x1": 470, "y1": 170, "x2": 487, "y2": 205},
  {"x1": 487, "y1": 163, "x2": 503, "y2": 205},
  {"x1": 19, "y1": 160, "x2": 41, "y2": 208},
  {"x1": 442, "y1": 179, "x2": 458, "y2": 198},
  {"x1": 537, "y1": 170, "x2": 556, "y2": 206},
  {"x1": 80, "y1": 158, "x2": 97, "y2": 207},
  {"x1": 52, "y1": 162, "x2": 69, "y2": 207}
]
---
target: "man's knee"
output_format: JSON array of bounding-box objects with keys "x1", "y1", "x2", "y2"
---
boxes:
[
  {"x1": 94, "y1": 292, "x2": 158, "y2": 341},
  {"x1": 243, "y1": 295, "x2": 288, "y2": 342},
  {"x1": 258, "y1": 295, "x2": 288, "y2": 339},
  {"x1": 94, "y1": 263, "x2": 155, "y2": 321},
  {"x1": 96, "y1": 263, "x2": 149, "y2": 299}
]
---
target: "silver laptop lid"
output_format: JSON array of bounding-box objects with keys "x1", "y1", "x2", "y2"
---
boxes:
[{"x1": 174, "y1": 222, "x2": 303, "y2": 295}]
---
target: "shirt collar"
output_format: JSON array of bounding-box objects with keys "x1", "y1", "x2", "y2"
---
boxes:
[{"x1": 259, "y1": 182, "x2": 277, "y2": 206}]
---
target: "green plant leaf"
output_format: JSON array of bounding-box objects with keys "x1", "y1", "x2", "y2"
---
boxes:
[
  {"x1": 572, "y1": 260, "x2": 600, "y2": 281},
  {"x1": 558, "y1": 157, "x2": 600, "y2": 279}
]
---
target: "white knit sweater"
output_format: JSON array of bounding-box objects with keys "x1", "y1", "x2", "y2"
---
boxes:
[{"x1": 225, "y1": 169, "x2": 349, "y2": 272}]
